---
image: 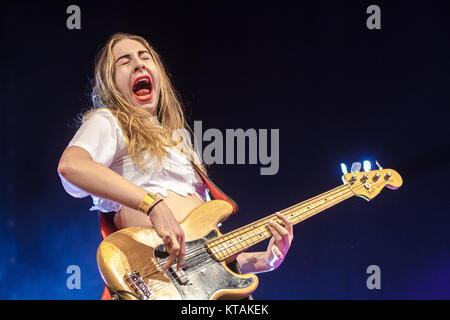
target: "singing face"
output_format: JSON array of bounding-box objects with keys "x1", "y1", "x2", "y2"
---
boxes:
[{"x1": 112, "y1": 38, "x2": 161, "y2": 115}]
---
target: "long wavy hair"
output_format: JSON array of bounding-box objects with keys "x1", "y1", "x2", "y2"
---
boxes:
[{"x1": 83, "y1": 33, "x2": 205, "y2": 174}]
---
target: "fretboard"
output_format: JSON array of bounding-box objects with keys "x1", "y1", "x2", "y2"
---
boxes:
[{"x1": 205, "y1": 183, "x2": 355, "y2": 261}]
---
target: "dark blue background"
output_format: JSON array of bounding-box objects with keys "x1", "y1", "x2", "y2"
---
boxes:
[{"x1": 1, "y1": 1, "x2": 449, "y2": 299}]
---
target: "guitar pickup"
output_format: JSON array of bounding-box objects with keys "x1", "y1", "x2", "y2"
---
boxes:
[{"x1": 170, "y1": 267, "x2": 189, "y2": 285}]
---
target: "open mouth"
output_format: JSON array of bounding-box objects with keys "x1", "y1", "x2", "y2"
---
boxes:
[{"x1": 132, "y1": 75, "x2": 153, "y2": 101}]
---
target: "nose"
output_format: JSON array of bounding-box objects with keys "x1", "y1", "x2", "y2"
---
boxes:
[{"x1": 133, "y1": 60, "x2": 146, "y2": 73}]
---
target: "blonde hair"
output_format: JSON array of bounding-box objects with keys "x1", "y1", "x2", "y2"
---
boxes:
[{"x1": 83, "y1": 33, "x2": 205, "y2": 174}]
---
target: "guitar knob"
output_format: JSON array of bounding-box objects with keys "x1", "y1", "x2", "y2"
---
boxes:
[
  {"x1": 351, "y1": 162, "x2": 361, "y2": 173},
  {"x1": 384, "y1": 172, "x2": 392, "y2": 180}
]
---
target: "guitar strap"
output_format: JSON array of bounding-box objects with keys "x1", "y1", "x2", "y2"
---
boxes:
[{"x1": 190, "y1": 162, "x2": 239, "y2": 214}]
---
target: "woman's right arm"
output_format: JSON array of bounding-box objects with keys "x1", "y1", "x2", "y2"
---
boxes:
[
  {"x1": 58, "y1": 146, "x2": 147, "y2": 207},
  {"x1": 57, "y1": 145, "x2": 186, "y2": 271}
]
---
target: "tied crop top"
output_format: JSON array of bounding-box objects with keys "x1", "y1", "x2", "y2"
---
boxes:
[{"x1": 59, "y1": 108, "x2": 208, "y2": 213}]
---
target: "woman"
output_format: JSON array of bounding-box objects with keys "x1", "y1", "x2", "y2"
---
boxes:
[{"x1": 57, "y1": 33, "x2": 293, "y2": 289}]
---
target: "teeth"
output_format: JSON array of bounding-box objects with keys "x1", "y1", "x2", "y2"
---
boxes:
[
  {"x1": 136, "y1": 78, "x2": 149, "y2": 85},
  {"x1": 133, "y1": 77, "x2": 151, "y2": 95}
]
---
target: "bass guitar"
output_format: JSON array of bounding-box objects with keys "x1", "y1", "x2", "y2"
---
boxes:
[{"x1": 97, "y1": 165, "x2": 402, "y2": 299}]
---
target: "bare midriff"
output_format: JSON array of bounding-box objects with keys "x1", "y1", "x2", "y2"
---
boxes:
[{"x1": 113, "y1": 189, "x2": 204, "y2": 230}]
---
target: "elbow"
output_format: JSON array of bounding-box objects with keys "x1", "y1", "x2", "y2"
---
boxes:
[
  {"x1": 57, "y1": 157, "x2": 68, "y2": 176},
  {"x1": 57, "y1": 146, "x2": 93, "y2": 178},
  {"x1": 57, "y1": 159, "x2": 67, "y2": 176},
  {"x1": 57, "y1": 155, "x2": 74, "y2": 178}
]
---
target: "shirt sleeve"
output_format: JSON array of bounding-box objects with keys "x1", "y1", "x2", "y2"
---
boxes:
[
  {"x1": 59, "y1": 109, "x2": 119, "y2": 199},
  {"x1": 67, "y1": 109, "x2": 119, "y2": 167}
]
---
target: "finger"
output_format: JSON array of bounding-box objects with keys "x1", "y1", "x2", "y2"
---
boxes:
[
  {"x1": 269, "y1": 220, "x2": 291, "y2": 249},
  {"x1": 163, "y1": 235, "x2": 180, "y2": 271},
  {"x1": 164, "y1": 254, "x2": 176, "y2": 271},
  {"x1": 272, "y1": 245, "x2": 283, "y2": 259},
  {"x1": 170, "y1": 235, "x2": 181, "y2": 258},
  {"x1": 177, "y1": 233, "x2": 186, "y2": 271},
  {"x1": 269, "y1": 219, "x2": 289, "y2": 238},
  {"x1": 275, "y1": 212, "x2": 293, "y2": 233},
  {"x1": 162, "y1": 234, "x2": 171, "y2": 245},
  {"x1": 162, "y1": 235, "x2": 173, "y2": 271},
  {"x1": 268, "y1": 223, "x2": 283, "y2": 243},
  {"x1": 275, "y1": 213, "x2": 293, "y2": 244}
]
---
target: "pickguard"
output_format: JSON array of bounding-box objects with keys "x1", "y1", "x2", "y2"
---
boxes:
[{"x1": 154, "y1": 230, "x2": 254, "y2": 300}]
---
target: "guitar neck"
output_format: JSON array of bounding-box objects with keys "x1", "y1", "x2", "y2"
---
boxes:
[{"x1": 205, "y1": 183, "x2": 355, "y2": 261}]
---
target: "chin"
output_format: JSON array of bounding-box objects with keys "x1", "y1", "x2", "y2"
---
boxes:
[{"x1": 138, "y1": 102, "x2": 158, "y2": 115}]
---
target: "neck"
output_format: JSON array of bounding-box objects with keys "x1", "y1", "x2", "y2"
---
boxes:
[{"x1": 205, "y1": 184, "x2": 355, "y2": 261}]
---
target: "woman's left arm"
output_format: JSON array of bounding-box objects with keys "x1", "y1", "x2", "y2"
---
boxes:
[{"x1": 236, "y1": 212, "x2": 294, "y2": 274}]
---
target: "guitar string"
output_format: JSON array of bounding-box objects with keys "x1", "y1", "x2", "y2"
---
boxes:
[
  {"x1": 142, "y1": 251, "x2": 216, "y2": 295},
  {"x1": 139, "y1": 183, "x2": 363, "y2": 295},
  {"x1": 194, "y1": 183, "x2": 356, "y2": 263},
  {"x1": 143, "y1": 182, "x2": 368, "y2": 295},
  {"x1": 132, "y1": 183, "x2": 353, "y2": 276},
  {"x1": 133, "y1": 182, "x2": 360, "y2": 279},
  {"x1": 207, "y1": 184, "x2": 352, "y2": 256},
  {"x1": 136, "y1": 183, "x2": 367, "y2": 295}
]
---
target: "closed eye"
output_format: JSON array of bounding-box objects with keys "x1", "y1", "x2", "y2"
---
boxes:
[
  {"x1": 115, "y1": 51, "x2": 151, "y2": 65},
  {"x1": 140, "y1": 52, "x2": 151, "y2": 60}
]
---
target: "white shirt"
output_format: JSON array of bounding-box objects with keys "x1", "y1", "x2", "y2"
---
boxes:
[{"x1": 59, "y1": 108, "x2": 207, "y2": 212}]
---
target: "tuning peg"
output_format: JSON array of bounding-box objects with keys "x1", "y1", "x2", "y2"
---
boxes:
[
  {"x1": 350, "y1": 162, "x2": 361, "y2": 173},
  {"x1": 363, "y1": 160, "x2": 371, "y2": 172},
  {"x1": 375, "y1": 160, "x2": 383, "y2": 170},
  {"x1": 340, "y1": 163, "x2": 348, "y2": 175}
]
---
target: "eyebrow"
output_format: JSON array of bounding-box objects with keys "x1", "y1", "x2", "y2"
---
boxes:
[{"x1": 115, "y1": 50, "x2": 151, "y2": 63}]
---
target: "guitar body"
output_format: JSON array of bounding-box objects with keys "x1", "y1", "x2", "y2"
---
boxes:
[{"x1": 97, "y1": 200, "x2": 259, "y2": 300}]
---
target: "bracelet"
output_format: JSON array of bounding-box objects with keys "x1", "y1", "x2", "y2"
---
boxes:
[
  {"x1": 146, "y1": 198, "x2": 163, "y2": 218},
  {"x1": 138, "y1": 192, "x2": 162, "y2": 216}
]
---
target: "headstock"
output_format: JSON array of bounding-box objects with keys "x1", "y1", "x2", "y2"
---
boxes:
[{"x1": 341, "y1": 161, "x2": 403, "y2": 201}]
